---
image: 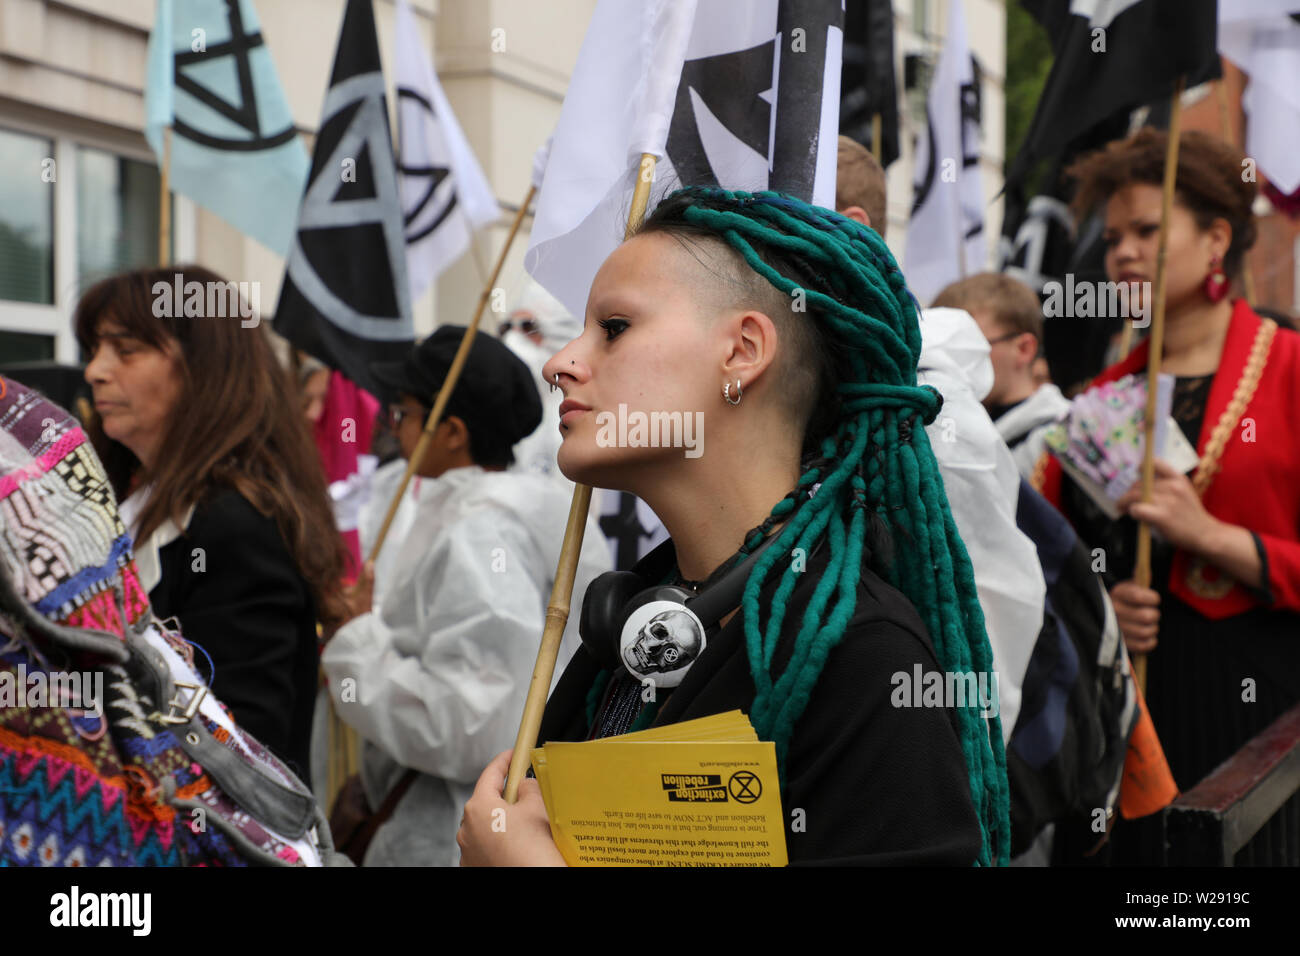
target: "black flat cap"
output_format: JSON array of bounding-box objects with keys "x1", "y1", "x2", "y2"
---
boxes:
[{"x1": 369, "y1": 325, "x2": 543, "y2": 446}]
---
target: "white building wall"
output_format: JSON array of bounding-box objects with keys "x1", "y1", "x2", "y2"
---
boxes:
[
  {"x1": 888, "y1": 0, "x2": 1005, "y2": 281},
  {"x1": 0, "y1": 0, "x2": 1004, "y2": 359}
]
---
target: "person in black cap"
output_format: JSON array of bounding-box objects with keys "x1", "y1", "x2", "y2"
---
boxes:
[
  {"x1": 368, "y1": 324, "x2": 545, "y2": 475},
  {"x1": 321, "y1": 326, "x2": 611, "y2": 866}
]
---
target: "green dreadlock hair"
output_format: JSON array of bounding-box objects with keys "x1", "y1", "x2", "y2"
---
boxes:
[{"x1": 636, "y1": 186, "x2": 1010, "y2": 866}]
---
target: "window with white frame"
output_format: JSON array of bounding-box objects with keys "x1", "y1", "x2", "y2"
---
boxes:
[
  {"x1": 0, "y1": 122, "x2": 183, "y2": 366},
  {"x1": 0, "y1": 127, "x2": 54, "y2": 310},
  {"x1": 912, "y1": 0, "x2": 931, "y2": 37},
  {"x1": 77, "y1": 146, "x2": 169, "y2": 294}
]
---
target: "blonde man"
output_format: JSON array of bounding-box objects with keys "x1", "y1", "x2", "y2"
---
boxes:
[
  {"x1": 932, "y1": 273, "x2": 1070, "y2": 479},
  {"x1": 835, "y1": 135, "x2": 888, "y2": 238}
]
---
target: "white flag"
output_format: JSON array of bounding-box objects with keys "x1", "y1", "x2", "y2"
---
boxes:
[
  {"x1": 394, "y1": 0, "x2": 499, "y2": 302},
  {"x1": 530, "y1": 135, "x2": 553, "y2": 192},
  {"x1": 527, "y1": 0, "x2": 844, "y2": 319},
  {"x1": 904, "y1": 0, "x2": 986, "y2": 306},
  {"x1": 1219, "y1": 1, "x2": 1300, "y2": 196}
]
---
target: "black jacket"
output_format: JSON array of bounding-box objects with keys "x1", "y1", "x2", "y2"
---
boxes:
[
  {"x1": 150, "y1": 488, "x2": 319, "y2": 784},
  {"x1": 538, "y1": 539, "x2": 983, "y2": 865}
]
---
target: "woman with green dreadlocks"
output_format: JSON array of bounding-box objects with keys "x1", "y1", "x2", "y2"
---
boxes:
[{"x1": 457, "y1": 187, "x2": 1010, "y2": 866}]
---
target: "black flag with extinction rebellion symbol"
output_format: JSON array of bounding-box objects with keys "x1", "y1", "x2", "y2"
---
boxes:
[{"x1": 274, "y1": 0, "x2": 414, "y2": 399}]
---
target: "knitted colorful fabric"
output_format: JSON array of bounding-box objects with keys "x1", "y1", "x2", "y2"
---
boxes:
[{"x1": 0, "y1": 377, "x2": 320, "y2": 866}]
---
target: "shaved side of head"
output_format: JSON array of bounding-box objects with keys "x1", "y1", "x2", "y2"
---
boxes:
[{"x1": 633, "y1": 230, "x2": 830, "y2": 444}]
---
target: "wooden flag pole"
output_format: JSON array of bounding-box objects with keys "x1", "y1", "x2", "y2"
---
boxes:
[
  {"x1": 870, "y1": 113, "x2": 882, "y2": 163},
  {"x1": 1132, "y1": 75, "x2": 1186, "y2": 694},
  {"x1": 1117, "y1": 319, "x2": 1135, "y2": 359},
  {"x1": 364, "y1": 184, "x2": 535, "y2": 566},
  {"x1": 159, "y1": 126, "x2": 172, "y2": 266},
  {"x1": 503, "y1": 152, "x2": 658, "y2": 802}
]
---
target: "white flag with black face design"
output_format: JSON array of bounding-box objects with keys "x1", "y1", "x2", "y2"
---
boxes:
[
  {"x1": 273, "y1": 0, "x2": 413, "y2": 398},
  {"x1": 526, "y1": 0, "x2": 844, "y2": 319},
  {"x1": 394, "y1": 0, "x2": 499, "y2": 303},
  {"x1": 903, "y1": 0, "x2": 985, "y2": 307}
]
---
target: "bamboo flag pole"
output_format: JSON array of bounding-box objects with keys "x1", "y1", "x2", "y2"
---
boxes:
[
  {"x1": 503, "y1": 152, "x2": 658, "y2": 802},
  {"x1": 1131, "y1": 75, "x2": 1186, "y2": 694},
  {"x1": 467, "y1": 230, "x2": 491, "y2": 287},
  {"x1": 159, "y1": 126, "x2": 172, "y2": 266},
  {"x1": 326, "y1": 679, "x2": 342, "y2": 806},
  {"x1": 364, "y1": 183, "x2": 536, "y2": 566},
  {"x1": 1116, "y1": 317, "x2": 1136, "y2": 359},
  {"x1": 326, "y1": 185, "x2": 535, "y2": 805}
]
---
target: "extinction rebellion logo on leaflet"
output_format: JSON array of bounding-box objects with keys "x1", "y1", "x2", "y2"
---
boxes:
[{"x1": 662, "y1": 772, "x2": 763, "y2": 804}]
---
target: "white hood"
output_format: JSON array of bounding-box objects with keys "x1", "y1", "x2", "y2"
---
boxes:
[
  {"x1": 506, "y1": 276, "x2": 583, "y2": 351},
  {"x1": 917, "y1": 307, "x2": 1045, "y2": 742},
  {"x1": 918, "y1": 306, "x2": 994, "y2": 403},
  {"x1": 323, "y1": 464, "x2": 612, "y2": 864}
]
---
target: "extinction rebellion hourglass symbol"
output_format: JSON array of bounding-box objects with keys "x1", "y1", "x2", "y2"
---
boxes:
[
  {"x1": 172, "y1": 0, "x2": 298, "y2": 153},
  {"x1": 395, "y1": 87, "x2": 455, "y2": 245}
]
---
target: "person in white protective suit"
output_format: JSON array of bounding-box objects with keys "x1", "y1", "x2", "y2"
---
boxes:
[
  {"x1": 832, "y1": 148, "x2": 1046, "y2": 739},
  {"x1": 496, "y1": 277, "x2": 583, "y2": 487},
  {"x1": 931, "y1": 273, "x2": 1071, "y2": 482},
  {"x1": 321, "y1": 326, "x2": 612, "y2": 866},
  {"x1": 917, "y1": 308, "x2": 1047, "y2": 741}
]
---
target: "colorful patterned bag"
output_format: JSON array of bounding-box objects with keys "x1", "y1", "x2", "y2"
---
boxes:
[{"x1": 0, "y1": 377, "x2": 347, "y2": 866}]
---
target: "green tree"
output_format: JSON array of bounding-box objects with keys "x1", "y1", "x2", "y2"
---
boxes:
[{"x1": 1004, "y1": 3, "x2": 1054, "y2": 194}]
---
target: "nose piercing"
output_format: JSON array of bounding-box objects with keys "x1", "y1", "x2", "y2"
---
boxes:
[{"x1": 550, "y1": 372, "x2": 560, "y2": 394}]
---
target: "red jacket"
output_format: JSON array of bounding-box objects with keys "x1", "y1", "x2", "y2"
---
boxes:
[{"x1": 1041, "y1": 300, "x2": 1300, "y2": 618}]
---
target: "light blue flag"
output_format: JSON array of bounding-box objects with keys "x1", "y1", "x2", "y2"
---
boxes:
[{"x1": 144, "y1": 0, "x2": 308, "y2": 255}]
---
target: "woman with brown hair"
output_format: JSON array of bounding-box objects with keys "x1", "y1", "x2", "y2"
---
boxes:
[
  {"x1": 76, "y1": 264, "x2": 348, "y2": 782},
  {"x1": 1038, "y1": 129, "x2": 1300, "y2": 864}
]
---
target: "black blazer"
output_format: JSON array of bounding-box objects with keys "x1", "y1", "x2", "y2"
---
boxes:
[
  {"x1": 150, "y1": 487, "x2": 318, "y2": 784},
  {"x1": 539, "y1": 539, "x2": 984, "y2": 865}
]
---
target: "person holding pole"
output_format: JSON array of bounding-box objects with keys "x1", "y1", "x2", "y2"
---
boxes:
[
  {"x1": 322, "y1": 327, "x2": 610, "y2": 866},
  {"x1": 458, "y1": 187, "x2": 1010, "y2": 866},
  {"x1": 1037, "y1": 128, "x2": 1300, "y2": 865}
]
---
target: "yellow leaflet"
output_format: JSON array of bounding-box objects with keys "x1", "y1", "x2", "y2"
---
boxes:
[
  {"x1": 537, "y1": 738, "x2": 786, "y2": 867},
  {"x1": 594, "y1": 709, "x2": 757, "y2": 744}
]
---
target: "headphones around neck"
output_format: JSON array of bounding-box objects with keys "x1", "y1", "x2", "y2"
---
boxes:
[{"x1": 579, "y1": 531, "x2": 787, "y2": 689}]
